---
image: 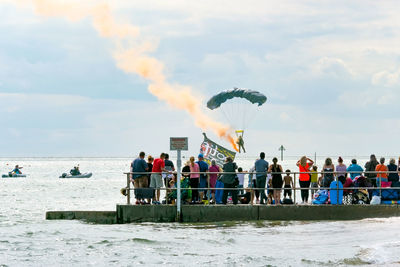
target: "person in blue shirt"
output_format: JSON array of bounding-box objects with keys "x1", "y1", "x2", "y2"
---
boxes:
[
  {"x1": 347, "y1": 159, "x2": 363, "y2": 180},
  {"x1": 254, "y1": 152, "x2": 269, "y2": 204},
  {"x1": 12, "y1": 165, "x2": 23, "y2": 175},
  {"x1": 196, "y1": 153, "x2": 209, "y2": 202},
  {"x1": 131, "y1": 151, "x2": 149, "y2": 204}
]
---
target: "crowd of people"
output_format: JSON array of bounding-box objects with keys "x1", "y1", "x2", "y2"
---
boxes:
[{"x1": 128, "y1": 152, "x2": 400, "y2": 205}]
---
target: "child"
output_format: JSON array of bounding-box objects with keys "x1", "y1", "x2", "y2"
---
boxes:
[
  {"x1": 237, "y1": 167, "x2": 245, "y2": 195},
  {"x1": 283, "y1": 170, "x2": 293, "y2": 199},
  {"x1": 238, "y1": 188, "x2": 252, "y2": 204},
  {"x1": 267, "y1": 173, "x2": 273, "y2": 204},
  {"x1": 310, "y1": 166, "x2": 319, "y2": 198},
  {"x1": 247, "y1": 166, "x2": 259, "y2": 204}
]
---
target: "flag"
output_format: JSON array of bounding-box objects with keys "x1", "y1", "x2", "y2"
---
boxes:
[{"x1": 199, "y1": 133, "x2": 236, "y2": 167}]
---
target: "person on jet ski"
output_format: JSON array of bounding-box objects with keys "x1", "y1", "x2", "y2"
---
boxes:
[
  {"x1": 12, "y1": 165, "x2": 23, "y2": 175},
  {"x1": 70, "y1": 166, "x2": 81, "y2": 176}
]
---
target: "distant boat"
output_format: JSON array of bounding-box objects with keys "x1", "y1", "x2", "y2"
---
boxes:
[
  {"x1": 2, "y1": 173, "x2": 26, "y2": 178},
  {"x1": 59, "y1": 172, "x2": 92, "y2": 179}
]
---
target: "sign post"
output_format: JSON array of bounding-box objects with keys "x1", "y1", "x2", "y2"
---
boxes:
[
  {"x1": 278, "y1": 145, "x2": 286, "y2": 161},
  {"x1": 170, "y1": 137, "x2": 188, "y2": 221}
]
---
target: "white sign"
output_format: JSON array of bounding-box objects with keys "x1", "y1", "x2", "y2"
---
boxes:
[{"x1": 170, "y1": 137, "x2": 188, "y2": 151}]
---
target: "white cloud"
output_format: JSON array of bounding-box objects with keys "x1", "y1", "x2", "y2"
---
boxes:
[
  {"x1": 313, "y1": 57, "x2": 353, "y2": 78},
  {"x1": 2, "y1": 0, "x2": 400, "y2": 156},
  {"x1": 372, "y1": 68, "x2": 400, "y2": 87}
]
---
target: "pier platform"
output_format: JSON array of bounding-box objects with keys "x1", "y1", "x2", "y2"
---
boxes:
[{"x1": 46, "y1": 204, "x2": 400, "y2": 224}]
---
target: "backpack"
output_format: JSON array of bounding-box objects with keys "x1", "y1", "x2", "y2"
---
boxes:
[
  {"x1": 282, "y1": 198, "x2": 293, "y2": 205},
  {"x1": 352, "y1": 189, "x2": 369, "y2": 204},
  {"x1": 312, "y1": 190, "x2": 329, "y2": 205}
]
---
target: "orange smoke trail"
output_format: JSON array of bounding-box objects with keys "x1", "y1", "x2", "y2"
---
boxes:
[{"x1": 12, "y1": 0, "x2": 239, "y2": 151}]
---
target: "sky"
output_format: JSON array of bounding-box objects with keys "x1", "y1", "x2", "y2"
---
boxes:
[{"x1": 0, "y1": 0, "x2": 399, "y2": 158}]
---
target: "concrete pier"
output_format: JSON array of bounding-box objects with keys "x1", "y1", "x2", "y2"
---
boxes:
[
  {"x1": 46, "y1": 205, "x2": 400, "y2": 224},
  {"x1": 117, "y1": 204, "x2": 400, "y2": 223},
  {"x1": 46, "y1": 211, "x2": 117, "y2": 224}
]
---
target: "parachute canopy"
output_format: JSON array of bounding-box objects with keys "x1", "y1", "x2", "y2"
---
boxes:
[
  {"x1": 207, "y1": 88, "x2": 267, "y2": 110},
  {"x1": 206, "y1": 87, "x2": 267, "y2": 133}
]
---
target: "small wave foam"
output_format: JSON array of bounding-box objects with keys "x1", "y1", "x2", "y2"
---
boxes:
[{"x1": 130, "y1": 238, "x2": 157, "y2": 244}]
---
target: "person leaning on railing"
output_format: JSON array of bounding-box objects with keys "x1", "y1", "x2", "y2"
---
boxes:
[
  {"x1": 196, "y1": 154, "x2": 209, "y2": 203},
  {"x1": 254, "y1": 152, "x2": 269, "y2": 204},
  {"x1": 189, "y1": 156, "x2": 200, "y2": 203},
  {"x1": 387, "y1": 158, "x2": 399, "y2": 183},
  {"x1": 131, "y1": 151, "x2": 149, "y2": 205},
  {"x1": 150, "y1": 153, "x2": 170, "y2": 205},
  {"x1": 336, "y1": 157, "x2": 347, "y2": 185},
  {"x1": 365, "y1": 154, "x2": 378, "y2": 187},
  {"x1": 347, "y1": 159, "x2": 363, "y2": 180},
  {"x1": 375, "y1": 157, "x2": 388, "y2": 187},
  {"x1": 220, "y1": 157, "x2": 238, "y2": 205},
  {"x1": 296, "y1": 156, "x2": 314, "y2": 204},
  {"x1": 321, "y1": 158, "x2": 334, "y2": 188},
  {"x1": 208, "y1": 160, "x2": 221, "y2": 204}
]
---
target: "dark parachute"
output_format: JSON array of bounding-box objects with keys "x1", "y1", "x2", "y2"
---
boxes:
[{"x1": 207, "y1": 87, "x2": 267, "y2": 110}]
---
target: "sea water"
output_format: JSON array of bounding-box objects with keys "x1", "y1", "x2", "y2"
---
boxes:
[{"x1": 1, "y1": 157, "x2": 400, "y2": 266}]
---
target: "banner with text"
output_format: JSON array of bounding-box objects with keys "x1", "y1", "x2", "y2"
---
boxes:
[{"x1": 199, "y1": 133, "x2": 236, "y2": 167}]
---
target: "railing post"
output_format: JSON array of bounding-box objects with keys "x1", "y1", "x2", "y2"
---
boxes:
[
  {"x1": 176, "y1": 149, "x2": 182, "y2": 221},
  {"x1": 336, "y1": 175, "x2": 339, "y2": 205},
  {"x1": 126, "y1": 173, "x2": 131, "y2": 205},
  {"x1": 293, "y1": 172, "x2": 296, "y2": 205}
]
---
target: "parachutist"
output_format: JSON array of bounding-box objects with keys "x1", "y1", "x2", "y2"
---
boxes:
[{"x1": 236, "y1": 135, "x2": 246, "y2": 153}]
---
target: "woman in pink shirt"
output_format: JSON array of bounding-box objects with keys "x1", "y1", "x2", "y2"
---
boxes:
[
  {"x1": 189, "y1": 156, "x2": 200, "y2": 203},
  {"x1": 208, "y1": 159, "x2": 221, "y2": 204}
]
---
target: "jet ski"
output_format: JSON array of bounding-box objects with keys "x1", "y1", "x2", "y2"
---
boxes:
[
  {"x1": 59, "y1": 172, "x2": 92, "y2": 178},
  {"x1": 2, "y1": 172, "x2": 26, "y2": 178}
]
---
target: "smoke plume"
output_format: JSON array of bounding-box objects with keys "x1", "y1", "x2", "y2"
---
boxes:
[{"x1": 11, "y1": 0, "x2": 239, "y2": 151}]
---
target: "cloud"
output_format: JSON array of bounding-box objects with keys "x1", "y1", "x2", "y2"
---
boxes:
[
  {"x1": 372, "y1": 68, "x2": 400, "y2": 87},
  {"x1": 1, "y1": 0, "x2": 400, "y2": 156},
  {"x1": 0, "y1": 92, "x2": 213, "y2": 156},
  {"x1": 313, "y1": 57, "x2": 353, "y2": 78}
]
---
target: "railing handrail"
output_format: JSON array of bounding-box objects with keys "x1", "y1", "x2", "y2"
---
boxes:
[
  {"x1": 125, "y1": 186, "x2": 400, "y2": 190},
  {"x1": 124, "y1": 170, "x2": 400, "y2": 175}
]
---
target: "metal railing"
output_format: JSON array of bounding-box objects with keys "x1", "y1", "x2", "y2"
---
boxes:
[{"x1": 123, "y1": 170, "x2": 400, "y2": 207}]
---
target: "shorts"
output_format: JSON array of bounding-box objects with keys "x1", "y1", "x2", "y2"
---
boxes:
[
  {"x1": 150, "y1": 173, "x2": 163, "y2": 189},
  {"x1": 133, "y1": 175, "x2": 148, "y2": 188},
  {"x1": 199, "y1": 177, "x2": 207, "y2": 192}
]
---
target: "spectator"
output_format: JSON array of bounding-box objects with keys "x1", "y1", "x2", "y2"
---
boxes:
[
  {"x1": 336, "y1": 157, "x2": 347, "y2": 185},
  {"x1": 238, "y1": 188, "x2": 251, "y2": 204},
  {"x1": 387, "y1": 158, "x2": 399, "y2": 183},
  {"x1": 163, "y1": 154, "x2": 175, "y2": 188},
  {"x1": 146, "y1": 156, "x2": 154, "y2": 188},
  {"x1": 347, "y1": 159, "x2": 363, "y2": 180},
  {"x1": 196, "y1": 154, "x2": 209, "y2": 202},
  {"x1": 221, "y1": 157, "x2": 238, "y2": 205},
  {"x1": 208, "y1": 160, "x2": 220, "y2": 204},
  {"x1": 131, "y1": 151, "x2": 148, "y2": 205},
  {"x1": 237, "y1": 167, "x2": 245, "y2": 195},
  {"x1": 398, "y1": 157, "x2": 400, "y2": 176},
  {"x1": 375, "y1": 157, "x2": 388, "y2": 186},
  {"x1": 189, "y1": 156, "x2": 200, "y2": 203},
  {"x1": 283, "y1": 169, "x2": 293, "y2": 199},
  {"x1": 182, "y1": 161, "x2": 191, "y2": 178},
  {"x1": 296, "y1": 156, "x2": 314, "y2": 204},
  {"x1": 310, "y1": 166, "x2": 318, "y2": 197},
  {"x1": 254, "y1": 152, "x2": 269, "y2": 204},
  {"x1": 144, "y1": 155, "x2": 154, "y2": 203},
  {"x1": 322, "y1": 158, "x2": 335, "y2": 188},
  {"x1": 150, "y1": 153, "x2": 168, "y2": 204},
  {"x1": 365, "y1": 154, "x2": 379, "y2": 187},
  {"x1": 247, "y1": 166, "x2": 259, "y2": 204},
  {"x1": 268, "y1": 157, "x2": 283, "y2": 205}
]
